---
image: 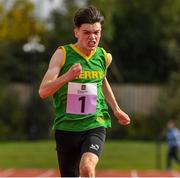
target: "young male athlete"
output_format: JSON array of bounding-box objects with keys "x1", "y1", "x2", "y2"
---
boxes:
[{"x1": 39, "y1": 6, "x2": 130, "y2": 177}]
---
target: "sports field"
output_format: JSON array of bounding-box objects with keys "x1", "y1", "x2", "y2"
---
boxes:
[{"x1": 0, "y1": 140, "x2": 180, "y2": 177}]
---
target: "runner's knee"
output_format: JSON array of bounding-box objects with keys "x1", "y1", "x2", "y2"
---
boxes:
[
  {"x1": 80, "y1": 164, "x2": 94, "y2": 177},
  {"x1": 80, "y1": 152, "x2": 98, "y2": 177}
]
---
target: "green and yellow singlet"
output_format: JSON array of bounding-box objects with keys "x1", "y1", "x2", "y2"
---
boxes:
[{"x1": 52, "y1": 44, "x2": 111, "y2": 131}]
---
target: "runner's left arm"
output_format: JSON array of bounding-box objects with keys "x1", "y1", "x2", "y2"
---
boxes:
[{"x1": 102, "y1": 53, "x2": 130, "y2": 125}]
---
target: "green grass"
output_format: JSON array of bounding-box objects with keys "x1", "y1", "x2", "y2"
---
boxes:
[
  {"x1": 98, "y1": 141, "x2": 165, "y2": 170},
  {"x1": 0, "y1": 140, "x2": 57, "y2": 168},
  {"x1": 0, "y1": 140, "x2": 179, "y2": 170}
]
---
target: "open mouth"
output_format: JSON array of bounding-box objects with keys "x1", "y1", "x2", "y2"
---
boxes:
[{"x1": 88, "y1": 41, "x2": 96, "y2": 47}]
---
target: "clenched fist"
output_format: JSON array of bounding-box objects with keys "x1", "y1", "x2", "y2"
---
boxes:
[
  {"x1": 114, "y1": 108, "x2": 130, "y2": 125},
  {"x1": 65, "y1": 63, "x2": 82, "y2": 82}
]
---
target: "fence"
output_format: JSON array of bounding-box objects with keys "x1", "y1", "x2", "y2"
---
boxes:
[
  {"x1": 111, "y1": 84, "x2": 161, "y2": 115},
  {"x1": 13, "y1": 83, "x2": 161, "y2": 115}
]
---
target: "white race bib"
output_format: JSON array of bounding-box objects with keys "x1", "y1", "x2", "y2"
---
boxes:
[{"x1": 66, "y1": 82, "x2": 97, "y2": 115}]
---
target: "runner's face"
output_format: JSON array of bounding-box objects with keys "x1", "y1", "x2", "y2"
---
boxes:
[{"x1": 74, "y1": 23, "x2": 101, "y2": 52}]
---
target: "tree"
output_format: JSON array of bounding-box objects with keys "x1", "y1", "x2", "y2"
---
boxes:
[
  {"x1": 148, "y1": 0, "x2": 180, "y2": 136},
  {"x1": 87, "y1": 0, "x2": 179, "y2": 83},
  {"x1": 0, "y1": 0, "x2": 45, "y2": 41},
  {"x1": 0, "y1": 0, "x2": 47, "y2": 82},
  {"x1": 0, "y1": 0, "x2": 50, "y2": 140},
  {"x1": 0, "y1": 85, "x2": 26, "y2": 140},
  {"x1": 160, "y1": 0, "x2": 180, "y2": 71}
]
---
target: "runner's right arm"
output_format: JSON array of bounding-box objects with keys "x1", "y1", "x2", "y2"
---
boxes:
[{"x1": 39, "y1": 49, "x2": 82, "y2": 99}]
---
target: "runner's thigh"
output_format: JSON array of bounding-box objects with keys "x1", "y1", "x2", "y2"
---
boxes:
[
  {"x1": 81, "y1": 127, "x2": 106, "y2": 157},
  {"x1": 55, "y1": 130, "x2": 82, "y2": 177}
]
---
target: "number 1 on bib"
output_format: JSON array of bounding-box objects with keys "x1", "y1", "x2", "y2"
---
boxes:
[{"x1": 66, "y1": 82, "x2": 97, "y2": 115}]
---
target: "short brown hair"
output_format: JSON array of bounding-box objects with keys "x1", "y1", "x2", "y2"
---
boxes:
[{"x1": 74, "y1": 6, "x2": 104, "y2": 27}]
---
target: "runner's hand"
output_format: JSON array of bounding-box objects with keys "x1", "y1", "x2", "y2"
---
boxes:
[
  {"x1": 65, "y1": 63, "x2": 82, "y2": 82},
  {"x1": 114, "y1": 108, "x2": 130, "y2": 125}
]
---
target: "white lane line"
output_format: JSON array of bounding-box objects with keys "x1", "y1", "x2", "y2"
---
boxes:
[
  {"x1": 37, "y1": 169, "x2": 56, "y2": 177},
  {"x1": 131, "y1": 169, "x2": 138, "y2": 178},
  {"x1": 172, "y1": 171, "x2": 180, "y2": 177},
  {"x1": 0, "y1": 168, "x2": 15, "y2": 177}
]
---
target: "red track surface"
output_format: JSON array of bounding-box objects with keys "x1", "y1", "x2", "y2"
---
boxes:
[{"x1": 0, "y1": 169, "x2": 180, "y2": 177}]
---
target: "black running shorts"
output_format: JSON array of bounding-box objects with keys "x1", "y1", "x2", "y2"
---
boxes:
[{"x1": 55, "y1": 127, "x2": 106, "y2": 177}]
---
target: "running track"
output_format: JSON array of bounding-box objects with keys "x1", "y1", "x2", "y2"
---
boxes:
[{"x1": 0, "y1": 169, "x2": 180, "y2": 177}]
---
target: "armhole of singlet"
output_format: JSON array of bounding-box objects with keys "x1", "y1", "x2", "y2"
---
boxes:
[
  {"x1": 58, "y1": 46, "x2": 66, "y2": 68},
  {"x1": 101, "y1": 48, "x2": 109, "y2": 69}
]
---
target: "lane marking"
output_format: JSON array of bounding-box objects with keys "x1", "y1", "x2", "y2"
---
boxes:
[
  {"x1": 0, "y1": 168, "x2": 15, "y2": 176},
  {"x1": 131, "y1": 169, "x2": 138, "y2": 178},
  {"x1": 37, "y1": 169, "x2": 56, "y2": 177},
  {"x1": 172, "y1": 171, "x2": 180, "y2": 177}
]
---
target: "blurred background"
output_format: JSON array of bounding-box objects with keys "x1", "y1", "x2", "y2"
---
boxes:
[{"x1": 0, "y1": 0, "x2": 180, "y2": 171}]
